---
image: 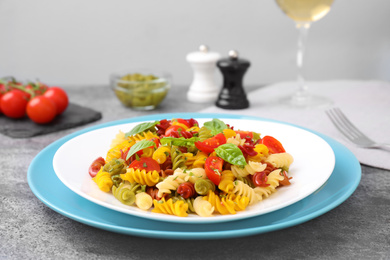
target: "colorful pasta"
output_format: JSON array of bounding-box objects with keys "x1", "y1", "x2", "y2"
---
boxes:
[{"x1": 88, "y1": 117, "x2": 294, "y2": 217}]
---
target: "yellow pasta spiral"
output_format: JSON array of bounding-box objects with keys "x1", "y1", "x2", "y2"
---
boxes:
[
  {"x1": 192, "y1": 151, "x2": 208, "y2": 168},
  {"x1": 223, "y1": 128, "x2": 236, "y2": 139},
  {"x1": 120, "y1": 168, "x2": 160, "y2": 186},
  {"x1": 93, "y1": 168, "x2": 113, "y2": 192},
  {"x1": 107, "y1": 131, "x2": 159, "y2": 162},
  {"x1": 183, "y1": 152, "x2": 195, "y2": 167},
  {"x1": 247, "y1": 144, "x2": 269, "y2": 162},
  {"x1": 203, "y1": 191, "x2": 236, "y2": 215},
  {"x1": 106, "y1": 138, "x2": 135, "y2": 162},
  {"x1": 152, "y1": 146, "x2": 171, "y2": 164},
  {"x1": 226, "y1": 193, "x2": 249, "y2": 211},
  {"x1": 152, "y1": 198, "x2": 188, "y2": 217},
  {"x1": 218, "y1": 170, "x2": 235, "y2": 193},
  {"x1": 129, "y1": 131, "x2": 159, "y2": 143}
]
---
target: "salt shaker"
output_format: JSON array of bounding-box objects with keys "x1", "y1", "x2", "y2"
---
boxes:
[
  {"x1": 216, "y1": 50, "x2": 250, "y2": 109},
  {"x1": 186, "y1": 45, "x2": 221, "y2": 103}
]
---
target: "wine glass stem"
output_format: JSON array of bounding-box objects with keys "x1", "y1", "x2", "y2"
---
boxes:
[{"x1": 296, "y1": 23, "x2": 311, "y2": 99}]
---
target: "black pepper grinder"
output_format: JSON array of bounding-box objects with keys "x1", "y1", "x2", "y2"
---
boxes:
[{"x1": 216, "y1": 50, "x2": 250, "y2": 109}]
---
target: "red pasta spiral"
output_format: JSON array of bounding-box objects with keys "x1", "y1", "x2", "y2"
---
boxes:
[
  {"x1": 238, "y1": 143, "x2": 257, "y2": 157},
  {"x1": 252, "y1": 172, "x2": 270, "y2": 187},
  {"x1": 146, "y1": 187, "x2": 170, "y2": 201},
  {"x1": 165, "y1": 130, "x2": 194, "y2": 139},
  {"x1": 156, "y1": 119, "x2": 171, "y2": 136},
  {"x1": 263, "y1": 162, "x2": 276, "y2": 175},
  {"x1": 160, "y1": 157, "x2": 173, "y2": 171},
  {"x1": 177, "y1": 182, "x2": 196, "y2": 199},
  {"x1": 160, "y1": 169, "x2": 174, "y2": 178}
]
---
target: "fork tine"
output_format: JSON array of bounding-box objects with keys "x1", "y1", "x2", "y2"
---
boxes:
[
  {"x1": 325, "y1": 109, "x2": 356, "y2": 142},
  {"x1": 332, "y1": 108, "x2": 373, "y2": 141}
]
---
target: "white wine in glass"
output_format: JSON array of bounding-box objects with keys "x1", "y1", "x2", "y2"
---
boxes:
[{"x1": 275, "y1": 0, "x2": 334, "y2": 108}]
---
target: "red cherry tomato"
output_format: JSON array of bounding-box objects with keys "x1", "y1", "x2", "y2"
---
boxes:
[
  {"x1": 174, "y1": 118, "x2": 191, "y2": 128},
  {"x1": 129, "y1": 157, "x2": 161, "y2": 172},
  {"x1": 0, "y1": 89, "x2": 29, "y2": 118},
  {"x1": 204, "y1": 156, "x2": 224, "y2": 185},
  {"x1": 235, "y1": 130, "x2": 253, "y2": 139},
  {"x1": 26, "y1": 96, "x2": 57, "y2": 124},
  {"x1": 44, "y1": 87, "x2": 69, "y2": 115},
  {"x1": 260, "y1": 136, "x2": 286, "y2": 154},
  {"x1": 195, "y1": 133, "x2": 227, "y2": 154},
  {"x1": 165, "y1": 125, "x2": 184, "y2": 136},
  {"x1": 89, "y1": 157, "x2": 105, "y2": 177}
]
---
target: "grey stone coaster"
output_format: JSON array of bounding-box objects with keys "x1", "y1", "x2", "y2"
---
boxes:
[{"x1": 0, "y1": 103, "x2": 102, "y2": 138}]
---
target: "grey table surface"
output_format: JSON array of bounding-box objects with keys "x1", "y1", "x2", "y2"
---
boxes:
[{"x1": 1, "y1": 84, "x2": 389, "y2": 260}]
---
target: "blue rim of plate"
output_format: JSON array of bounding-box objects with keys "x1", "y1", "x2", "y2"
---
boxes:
[{"x1": 27, "y1": 113, "x2": 361, "y2": 240}]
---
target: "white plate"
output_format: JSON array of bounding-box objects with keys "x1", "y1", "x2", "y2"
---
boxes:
[{"x1": 53, "y1": 117, "x2": 335, "y2": 224}]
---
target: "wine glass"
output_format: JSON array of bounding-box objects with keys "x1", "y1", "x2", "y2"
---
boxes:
[{"x1": 275, "y1": 0, "x2": 334, "y2": 108}]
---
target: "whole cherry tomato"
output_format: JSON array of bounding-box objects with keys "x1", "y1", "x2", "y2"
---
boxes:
[
  {"x1": 260, "y1": 136, "x2": 286, "y2": 154},
  {"x1": 204, "y1": 156, "x2": 224, "y2": 185},
  {"x1": 195, "y1": 133, "x2": 227, "y2": 154},
  {"x1": 129, "y1": 157, "x2": 161, "y2": 172},
  {"x1": 26, "y1": 96, "x2": 57, "y2": 124},
  {"x1": 0, "y1": 89, "x2": 29, "y2": 118},
  {"x1": 44, "y1": 87, "x2": 69, "y2": 115}
]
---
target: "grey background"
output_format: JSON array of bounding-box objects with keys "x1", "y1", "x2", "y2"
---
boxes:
[{"x1": 0, "y1": 0, "x2": 389, "y2": 87}]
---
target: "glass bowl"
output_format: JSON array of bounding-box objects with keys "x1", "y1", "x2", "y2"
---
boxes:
[{"x1": 110, "y1": 70, "x2": 171, "y2": 110}]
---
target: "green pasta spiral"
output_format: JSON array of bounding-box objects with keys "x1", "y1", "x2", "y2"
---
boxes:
[
  {"x1": 103, "y1": 158, "x2": 126, "y2": 176},
  {"x1": 111, "y1": 174, "x2": 123, "y2": 187},
  {"x1": 236, "y1": 176, "x2": 255, "y2": 188},
  {"x1": 194, "y1": 179, "x2": 215, "y2": 196},
  {"x1": 198, "y1": 126, "x2": 213, "y2": 141},
  {"x1": 112, "y1": 182, "x2": 143, "y2": 206},
  {"x1": 171, "y1": 146, "x2": 186, "y2": 171}
]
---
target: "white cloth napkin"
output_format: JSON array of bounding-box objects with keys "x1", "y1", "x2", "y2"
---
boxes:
[{"x1": 200, "y1": 80, "x2": 390, "y2": 170}]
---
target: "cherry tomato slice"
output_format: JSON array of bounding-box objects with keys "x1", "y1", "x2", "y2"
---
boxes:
[
  {"x1": 165, "y1": 125, "x2": 185, "y2": 136},
  {"x1": 89, "y1": 157, "x2": 105, "y2": 177},
  {"x1": 195, "y1": 133, "x2": 227, "y2": 154},
  {"x1": 128, "y1": 157, "x2": 161, "y2": 172},
  {"x1": 260, "y1": 136, "x2": 286, "y2": 154},
  {"x1": 205, "y1": 156, "x2": 224, "y2": 185},
  {"x1": 235, "y1": 130, "x2": 253, "y2": 139},
  {"x1": 173, "y1": 118, "x2": 191, "y2": 128}
]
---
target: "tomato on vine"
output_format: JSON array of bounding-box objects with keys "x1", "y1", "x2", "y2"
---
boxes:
[
  {"x1": 0, "y1": 89, "x2": 29, "y2": 118},
  {"x1": 26, "y1": 96, "x2": 57, "y2": 124},
  {"x1": 44, "y1": 87, "x2": 69, "y2": 115}
]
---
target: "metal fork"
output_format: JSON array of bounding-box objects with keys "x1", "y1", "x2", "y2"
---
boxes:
[{"x1": 326, "y1": 107, "x2": 390, "y2": 151}]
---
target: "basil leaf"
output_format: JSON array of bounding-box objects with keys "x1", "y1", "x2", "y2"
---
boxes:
[
  {"x1": 126, "y1": 140, "x2": 156, "y2": 160},
  {"x1": 160, "y1": 136, "x2": 200, "y2": 147},
  {"x1": 125, "y1": 121, "x2": 159, "y2": 137},
  {"x1": 204, "y1": 118, "x2": 228, "y2": 135},
  {"x1": 215, "y1": 143, "x2": 247, "y2": 166}
]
